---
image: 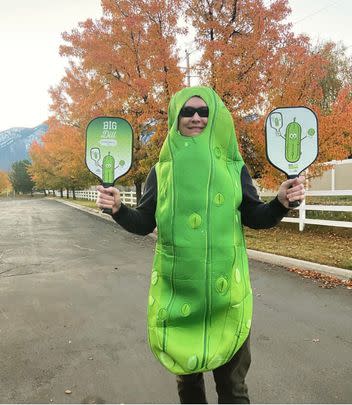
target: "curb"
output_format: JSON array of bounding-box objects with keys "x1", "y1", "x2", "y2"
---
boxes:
[
  {"x1": 247, "y1": 249, "x2": 352, "y2": 281},
  {"x1": 54, "y1": 198, "x2": 352, "y2": 281},
  {"x1": 54, "y1": 198, "x2": 116, "y2": 223}
]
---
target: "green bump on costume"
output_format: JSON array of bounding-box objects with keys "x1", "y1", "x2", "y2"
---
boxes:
[
  {"x1": 215, "y1": 276, "x2": 228, "y2": 295},
  {"x1": 214, "y1": 193, "x2": 225, "y2": 206},
  {"x1": 158, "y1": 308, "x2": 168, "y2": 321},
  {"x1": 160, "y1": 351, "x2": 175, "y2": 369},
  {"x1": 214, "y1": 147, "x2": 221, "y2": 158},
  {"x1": 147, "y1": 86, "x2": 253, "y2": 375},
  {"x1": 189, "y1": 213, "x2": 202, "y2": 229},
  {"x1": 187, "y1": 355, "x2": 199, "y2": 371},
  {"x1": 181, "y1": 303, "x2": 191, "y2": 317}
]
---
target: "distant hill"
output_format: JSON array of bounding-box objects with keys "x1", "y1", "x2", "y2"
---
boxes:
[{"x1": 0, "y1": 124, "x2": 48, "y2": 171}]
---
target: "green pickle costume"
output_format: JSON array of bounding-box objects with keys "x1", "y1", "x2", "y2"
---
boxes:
[{"x1": 147, "y1": 87, "x2": 253, "y2": 375}]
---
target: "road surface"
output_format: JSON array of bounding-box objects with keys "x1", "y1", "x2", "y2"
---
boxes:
[{"x1": 0, "y1": 198, "x2": 351, "y2": 403}]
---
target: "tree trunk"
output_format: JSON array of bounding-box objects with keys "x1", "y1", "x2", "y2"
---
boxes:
[
  {"x1": 53, "y1": 190, "x2": 56, "y2": 197},
  {"x1": 72, "y1": 188, "x2": 76, "y2": 200},
  {"x1": 60, "y1": 188, "x2": 63, "y2": 198},
  {"x1": 66, "y1": 189, "x2": 69, "y2": 199},
  {"x1": 43, "y1": 189, "x2": 47, "y2": 197},
  {"x1": 135, "y1": 181, "x2": 142, "y2": 206}
]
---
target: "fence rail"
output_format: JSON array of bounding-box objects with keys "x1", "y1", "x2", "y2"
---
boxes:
[
  {"x1": 259, "y1": 190, "x2": 352, "y2": 230},
  {"x1": 65, "y1": 190, "x2": 137, "y2": 206},
  {"x1": 53, "y1": 189, "x2": 352, "y2": 232}
]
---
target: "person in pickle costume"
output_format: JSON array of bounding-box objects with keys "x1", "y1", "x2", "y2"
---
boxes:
[{"x1": 97, "y1": 86, "x2": 305, "y2": 403}]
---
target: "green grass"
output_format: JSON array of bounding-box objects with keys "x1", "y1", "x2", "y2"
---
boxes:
[
  {"x1": 305, "y1": 196, "x2": 352, "y2": 205},
  {"x1": 65, "y1": 198, "x2": 98, "y2": 209},
  {"x1": 245, "y1": 224, "x2": 352, "y2": 270},
  {"x1": 261, "y1": 196, "x2": 352, "y2": 206}
]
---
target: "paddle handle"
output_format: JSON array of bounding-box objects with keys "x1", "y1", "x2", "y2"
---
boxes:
[
  {"x1": 287, "y1": 175, "x2": 300, "y2": 208},
  {"x1": 102, "y1": 182, "x2": 114, "y2": 215}
]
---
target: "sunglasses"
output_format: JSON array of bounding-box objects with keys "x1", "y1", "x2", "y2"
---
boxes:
[{"x1": 179, "y1": 106, "x2": 209, "y2": 118}]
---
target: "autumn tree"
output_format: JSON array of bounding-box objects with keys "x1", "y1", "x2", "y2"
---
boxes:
[
  {"x1": 29, "y1": 140, "x2": 57, "y2": 194},
  {"x1": 0, "y1": 171, "x2": 11, "y2": 195},
  {"x1": 29, "y1": 118, "x2": 94, "y2": 198},
  {"x1": 186, "y1": 0, "x2": 352, "y2": 189},
  {"x1": 37, "y1": 0, "x2": 351, "y2": 195},
  {"x1": 262, "y1": 39, "x2": 352, "y2": 187},
  {"x1": 313, "y1": 41, "x2": 352, "y2": 114},
  {"x1": 50, "y1": 0, "x2": 185, "y2": 202}
]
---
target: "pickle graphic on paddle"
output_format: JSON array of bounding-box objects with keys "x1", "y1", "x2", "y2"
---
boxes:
[
  {"x1": 102, "y1": 152, "x2": 115, "y2": 183},
  {"x1": 285, "y1": 118, "x2": 301, "y2": 163},
  {"x1": 269, "y1": 112, "x2": 283, "y2": 137},
  {"x1": 90, "y1": 148, "x2": 101, "y2": 166}
]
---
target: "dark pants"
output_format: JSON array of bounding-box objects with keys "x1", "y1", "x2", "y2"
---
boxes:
[{"x1": 176, "y1": 335, "x2": 251, "y2": 404}]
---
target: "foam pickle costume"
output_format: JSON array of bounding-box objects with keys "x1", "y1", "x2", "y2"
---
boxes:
[{"x1": 148, "y1": 87, "x2": 252, "y2": 375}]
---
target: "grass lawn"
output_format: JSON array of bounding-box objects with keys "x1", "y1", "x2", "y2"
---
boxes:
[
  {"x1": 65, "y1": 198, "x2": 98, "y2": 209},
  {"x1": 244, "y1": 225, "x2": 352, "y2": 270}
]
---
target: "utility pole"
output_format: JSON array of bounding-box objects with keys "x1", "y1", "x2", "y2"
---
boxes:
[{"x1": 185, "y1": 50, "x2": 191, "y2": 87}]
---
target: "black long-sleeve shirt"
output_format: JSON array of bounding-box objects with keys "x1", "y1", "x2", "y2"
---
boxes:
[{"x1": 113, "y1": 165, "x2": 288, "y2": 235}]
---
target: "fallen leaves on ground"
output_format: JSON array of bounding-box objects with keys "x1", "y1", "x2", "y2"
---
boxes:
[
  {"x1": 245, "y1": 225, "x2": 352, "y2": 269},
  {"x1": 288, "y1": 267, "x2": 352, "y2": 289}
]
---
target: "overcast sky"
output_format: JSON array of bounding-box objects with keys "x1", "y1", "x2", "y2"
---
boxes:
[{"x1": 0, "y1": 0, "x2": 351, "y2": 132}]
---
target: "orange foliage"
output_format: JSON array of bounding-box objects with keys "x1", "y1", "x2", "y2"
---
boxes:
[
  {"x1": 50, "y1": 0, "x2": 185, "y2": 199},
  {"x1": 0, "y1": 171, "x2": 11, "y2": 193},
  {"x1": 187, "y1": 0, "x2": 352, "y2": 189},
  {"x1": 31, "y1": 0, "x2": 351, "y2": 193},
  {"x1": 29, "y1": 118, "x2": 94, "y2": 190}
]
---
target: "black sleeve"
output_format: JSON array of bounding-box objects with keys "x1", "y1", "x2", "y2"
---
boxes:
[
  {"x1": 239, "y1": 165, "x2": 289, "y2": 229},
  {"x1": 112, "y1": 166, "x2": 157, "y2": 235}
]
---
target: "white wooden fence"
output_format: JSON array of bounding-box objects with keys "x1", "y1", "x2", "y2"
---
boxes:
[
  {"x1": 55, "y1": 189, "x2": 352, "y2": 232},
  {"x1": 65, "y1": 189, "x2": 137, "y2": 206},
  {"x1": 260, "y1": 190, "x2": 352, "y2": 231}
]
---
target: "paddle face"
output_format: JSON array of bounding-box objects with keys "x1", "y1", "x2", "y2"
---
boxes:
[
  {"x1": 85, "y1": 117, "x2": 133, "y2": 185},
  {"x1": 265, "y1": 107, "x2": 318, "y2": 177}
]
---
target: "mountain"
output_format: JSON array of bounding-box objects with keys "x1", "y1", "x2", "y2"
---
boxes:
[{"x1": 0, "y1": 124, "x2": 48, "y2": 171}]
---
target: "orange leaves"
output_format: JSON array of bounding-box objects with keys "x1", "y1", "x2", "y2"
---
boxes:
[
  {"x1": 29, "y1": 118, "x2": 94, "y2": 190},
  {"x1": 188, "y1": 0, "x2": 352, "y2": 189},
  {"x1": 318, "y1": 89, "x2": 352, "y2": 164},
  {"x1": 0, "y1": 171, "x2": 11, "y2": 193},
  {"x1": 33, "y1": 0, "x2": 351, "y2": 195},
  {"x1": 37, "y1": 0, "x2": 185, "y2": 198},
  {"x1": 288, "y1": 268, "x2": 352, "y2": 290}
]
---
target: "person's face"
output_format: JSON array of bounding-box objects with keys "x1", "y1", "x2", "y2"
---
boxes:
[{"x1": 178, "y1": 97, "x2": 208, "y2": 137}]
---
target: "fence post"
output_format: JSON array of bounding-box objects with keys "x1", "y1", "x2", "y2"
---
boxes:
[
  {"x1": 299, "y1": 198, "x2": 306, "y2": 231},
  {"x1": 331, "y1": 165, "x2": 335, "y2": 191}
]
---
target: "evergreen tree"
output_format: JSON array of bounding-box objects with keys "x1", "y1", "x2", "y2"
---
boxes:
[{"x1": 9, "y1": 160, "x2": 35, "y2": 195}]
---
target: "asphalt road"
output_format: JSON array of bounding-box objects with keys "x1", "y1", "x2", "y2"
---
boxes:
[{"x1": 0, "y1": 198, "x2": 351, "y2": 404}]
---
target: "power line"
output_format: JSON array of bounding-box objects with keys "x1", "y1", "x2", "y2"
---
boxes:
[{"x1": 292, "y1": 0, "x2": 342, "y2": 25}]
